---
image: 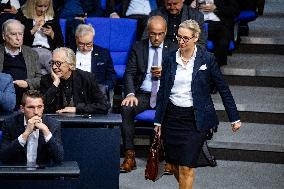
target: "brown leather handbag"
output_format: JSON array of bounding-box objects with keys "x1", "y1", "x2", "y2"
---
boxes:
[{"x1": 145, "y1": 131, "x2": 165, "y2": 182}]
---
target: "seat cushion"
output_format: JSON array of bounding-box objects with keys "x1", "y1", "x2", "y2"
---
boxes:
[
  {"x1": 238, "y1": 11, "x2": 257, "y2": 22},
  {"x1": 114, "y1": 65, "x2": 126, "y2": 79},
  {"x1": 135, "y1": 110, "x2": 156, "y2": 122}
]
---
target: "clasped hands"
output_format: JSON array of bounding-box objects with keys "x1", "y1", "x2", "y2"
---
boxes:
[{"x1": 23, "y1": 116, "x2": 50, "y2": 140}]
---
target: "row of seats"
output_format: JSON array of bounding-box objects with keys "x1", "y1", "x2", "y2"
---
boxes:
[{"x1": 56, "y1": 10, "x2": 258, "y2": 130}]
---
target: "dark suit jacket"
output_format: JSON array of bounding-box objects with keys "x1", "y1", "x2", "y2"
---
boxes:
[
  {"x1": 147, "y1": 5, "x2": 207, "y2": 48},
  {"x1": 124, "y1": 39, "x2": 178, "y2": 95},
  {"x1": 0, "y1": 45, "x2": 42, "y2": 89},
  {"x1": 40, "y1": 69, "x2": 110, "y2": 114},
  {"x1": 16, "y1": 12, "x2": 64, "y2": 50},
  {"x1": 214, "y1": 0, "x2": 240, "y2": 29},
  {"x1": 0, "y1": 113, "x2": 64, "y2": 165},
  {"x1": 154, "y1": 46, "x2": 239, "y2": 131},
  {"x1": 90, "y1": 45, "x2": 116, "y2": 90}
]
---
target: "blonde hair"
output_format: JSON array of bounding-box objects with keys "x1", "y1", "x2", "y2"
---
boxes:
[
  {"x1": 53, "y1": 47, "x2": 76, "y2": 70},
  {"x1": 75, "y1": 24, "x2": 95, "y2": 38},
  {"x1": 22, "y1": 0, "x2": 54, "y2": 19},
  {"x1": 179, "y1": 19, "x2": 201, "y2": 37}
]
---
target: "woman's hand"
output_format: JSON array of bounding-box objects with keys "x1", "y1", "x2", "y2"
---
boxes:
[
  {"x1": 2, "y1": 6, "x2": 18, "y2": 14},
  {"x1": 31, "y1": 19, "x2": 44, "y2": 35},
  {"x1": 42, "y1": 25, "x2": 54, "y2": 39},
  {"x1": 231, "y1": 122, "x2": 241, "y2": 132},
  {"x1": 154, "y1": 125, "x2": 161, "y2": 137},
  {"x1": 51, "y1": 69, "x2": 61, "y2": 87}
]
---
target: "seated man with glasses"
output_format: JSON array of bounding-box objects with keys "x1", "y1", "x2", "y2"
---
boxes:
[
  {"x1": 39, "y1": 47, "x2": 110, "y2": 114},
  {"x1": 75, "y1": 24, "x2": 116, "y2": 91},
  {"x1": 120, "y1": 15, "x2": 177, "y2": 173}
]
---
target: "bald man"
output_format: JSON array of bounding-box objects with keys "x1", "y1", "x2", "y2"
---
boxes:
[{"x1": 120, "y1": 15, "x2": 178, "y2": 173}]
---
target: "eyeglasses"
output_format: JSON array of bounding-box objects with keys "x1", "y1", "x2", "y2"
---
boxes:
[
  {"x1": 49, "y1": 60, "x2": 66, "y2": 67},
  {"x1": 176, "y1": 35, "x2": 195, "y2": 43},
  {"x1": 78, "y1": 42, "x2": 93, "y2": 48},
  {"x1": 149, "y1": 32, "x2": 166, "y2": 38}
]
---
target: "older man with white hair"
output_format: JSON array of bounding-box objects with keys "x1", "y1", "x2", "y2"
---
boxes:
[
  {"x1": 75, "y1": 24, "x2": 116, "y2": 90},
  {"x1": 0, "y1": 19, "x2": 41, "y2": 107}
]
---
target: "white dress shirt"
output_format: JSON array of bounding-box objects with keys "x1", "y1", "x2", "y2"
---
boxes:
[
  {"x1": 139, "y1": 41, "x2": 163, "y2": 93},
  {"x1": 32, "y1": 19, "x2": 51, "y2": 48},
  {"x1": 5, "y1": 45, "x2": 21, "y2": 57},
  {"x1": 76, "y1": 50, "x2": 93, "y2": 72},
  {"x1": 169, "y1": 47, "x2": 197, "y2": 107},
  {"x1": 18, "y1": 117, "x2": 52, "y2": 164},
  {"x1": 126, "y1": 0, "x2": 151, "y2": 16},
  {"x1": 202, "y1": 0, "x2": 220, "y2": 22}
]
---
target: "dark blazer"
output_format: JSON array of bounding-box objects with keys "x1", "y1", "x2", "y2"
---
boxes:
[
  {"x1": 16, "y1": 12, "x2": 64, "y2": 50},
  {"x1": 214, "y1": 0, "x2": 240, "y2": 29},
  {"x1": 147, "y1": 5, "x2": 207, "y2": 48},
  {"x1": 154, "y1": 46, "x2": 239, "y2": 131},
  {"x1": 40, "y1": 69, "x2": 110, "y2": 114},
  {"x1": 124, "y1": 39, "x2": 178, "y2": 95},
  {"x1": 0, "y1": 113, "x2": 64, "y2": 165},
  {"x1": 90, "y1": 45, "x2": 116, "y2": 90},
  {"x1": 0, "y1": 44, "x2": 42, "y2": 89}
]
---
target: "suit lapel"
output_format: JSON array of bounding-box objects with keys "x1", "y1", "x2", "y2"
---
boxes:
[
  {"x1": 143, "y1": 40, "x2": 149, "y2": 73},
  {"x1": 91, "y1": 50, "x2": 97, "y2": 73},
  {"x1": 22, "y1": 46, "x2": 32, "y2": 79},
  {"x1": 192, "y1": 47, "x2": 203, "y2": 81},
  {"x1": 0, "y1": 45, "x2": 4, "y2": 71},
  {"x1": 72, "y1": 70, "x2": 82, "y2": 104}
]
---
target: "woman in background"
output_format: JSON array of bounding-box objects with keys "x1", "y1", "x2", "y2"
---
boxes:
[{"x1": 18, "y1": 0, "x2": 63, "y2": 74}]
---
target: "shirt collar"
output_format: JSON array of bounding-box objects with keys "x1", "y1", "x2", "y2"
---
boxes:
[
  {"x1": 148, "y1": 40, "x2": 164, "y2": 49},
  {"x1": 76, "y1": 49, "x2": 93, "y2": 56},
  {"x1": 5, "y1": 45, "x2": 22, "y2": 56},
  {"x1": 176, "y1": 45, "x2": 197, "y2": 66}
]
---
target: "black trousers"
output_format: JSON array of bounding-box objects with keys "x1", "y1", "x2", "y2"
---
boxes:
[
  {"x1": 207, "y1": 21, "x2": 231, "y2": 66},
  {"x1": 121, "y1": 93, "x2": 151, "y2": 150}
]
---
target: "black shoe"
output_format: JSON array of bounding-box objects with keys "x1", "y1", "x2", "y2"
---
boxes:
[{"x1": 209, "y1": 157, "x2": 217, "y2": 167}]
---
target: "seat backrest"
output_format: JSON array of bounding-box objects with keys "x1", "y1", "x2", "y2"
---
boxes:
[
  {"x1": 85, "y1": 18, "x2": 137, "y2": 79},
  {"x1": 59, "y1": 18, "x2": 67, "y2": 45},
  {"x1": 100, "y1": 0, "x2": 106, "y2": 10}
]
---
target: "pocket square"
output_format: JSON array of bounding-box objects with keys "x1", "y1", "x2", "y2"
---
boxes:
[{"x1": 199, "y1": 64, "x2": 207, "y2": 70}]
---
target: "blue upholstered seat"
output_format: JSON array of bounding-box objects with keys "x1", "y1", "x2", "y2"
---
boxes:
[
  {"x1": 85, "y1": 18, "x2": 137, "y2": 80},
  {"x1": 207, "y1": 40, "x2": 235, "y2": 52},
  {"x1": 0, "y1": 130, "x2": 2, "y2": 144},
  {"x1": 204, "y1": 23, "x2": 236, "y2": 52},
  {"x1": 238, "y1": 10, "x2": 257, "y2": 22},
  {"x1": 135, "y1": 110, "x2": 156, "y2": 123}
]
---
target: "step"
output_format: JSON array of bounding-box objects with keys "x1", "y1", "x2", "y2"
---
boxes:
[
  {"x1": 208, "y1": 122, "x2": 284, "y2": 164},
  {"x1": 237, "y1": 37, "x2": 284, "y2": 54},
  {"x1": 212, "y1": 86, "x2": 284, "y2": 124},
  {"x1": 119, "y1": 158, "x2": 284, "y2": 189},
  {"x1": 264, "y1": 0, "x2": 284, "y2": 16},
  {"x1": 223, "y1": 53, "x2": 284, "y2": 87}
]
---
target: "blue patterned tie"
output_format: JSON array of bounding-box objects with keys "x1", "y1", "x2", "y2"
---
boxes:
[{"x1": 150, "y1": 47, "x2": 159, "y2": 108}]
